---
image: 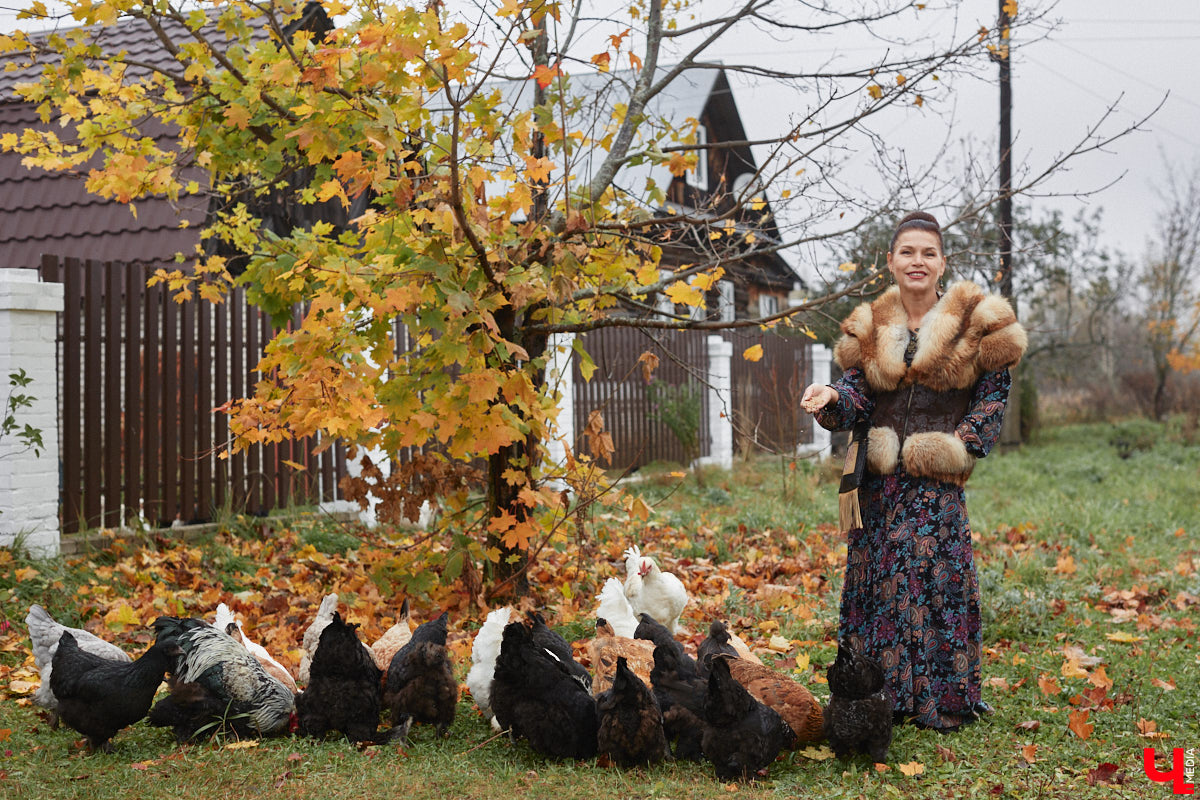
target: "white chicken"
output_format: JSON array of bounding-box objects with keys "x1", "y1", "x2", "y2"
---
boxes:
[
  {"x1": 211, "y1": 603, "x2": 298, "y2": 694},
  {"x1": 594, "y1": 577, "x2": 639, "y2": 638},
  {"x1": 26, "y1": 604, "x2": 131, "y2": 722},
  {"x1": 622, "y1": 545, "x2": 688, "y2": 634},
  {"x1": 464, "y1": 606, "x2": 511, "y2": 730}
]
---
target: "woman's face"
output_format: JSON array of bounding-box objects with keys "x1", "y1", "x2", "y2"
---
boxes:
[{"x1": 887, "y1": 229, "x2": 945, "y2": 296}]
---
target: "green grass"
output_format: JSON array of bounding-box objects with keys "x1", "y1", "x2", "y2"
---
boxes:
[{"x1": 2, "y1": 421, "x2": 1198, "y2": 799}]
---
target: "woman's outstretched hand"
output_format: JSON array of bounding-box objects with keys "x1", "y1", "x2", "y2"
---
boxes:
[{"x1": 800, "y1": 384, "x2": 838, "y2": 414}]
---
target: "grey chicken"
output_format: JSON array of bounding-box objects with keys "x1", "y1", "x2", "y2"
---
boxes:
[
  {"x1": 596, "y1": 655, "x2": 669, "y2": 767},
  {"x1": 490, "y1": 620, "x2": 598, "y2": 760},
  {"x1": 383, "y1": 611, "x2": 457, "y2": 738},
  {"x1": 295, "y1": 612, "x2": 387, "y2": 743},
  {"x1": 822, "y1": 642, "x2": 893, "y2": 762},
  {"x1": 148, "y1": 616, "x2": 295, "y2": 741},
  {"x1": 701, "y1": 656, "x2": 795, "y2": 781},
  {"x1": 50, "y1": 630, "x2": 177, "y2": 753},
  {"x1": 26, "y1": 604, "x2": 131, "y2": 726}
]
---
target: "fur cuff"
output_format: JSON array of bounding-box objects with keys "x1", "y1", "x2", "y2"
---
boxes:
[
  {"x1": 866, "y1": 426, "x2": 899, "y2": 475},
  {"x1": 901, "y1": 431, "x2": 976, "y2": 485}
]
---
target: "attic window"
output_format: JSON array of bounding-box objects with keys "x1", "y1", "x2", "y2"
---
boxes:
[{"x1": 686, "y1": 125, "x2": 708, "y2": 190}]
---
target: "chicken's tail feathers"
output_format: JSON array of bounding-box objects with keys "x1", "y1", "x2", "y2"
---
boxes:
[
  {"x1": 378, "y1": 715, "x2": 413, "y2": 747},
  {"x1": 213, "y1": 602, "x2": 237, "y2": 633},
  {"x1": 25, "y1": 603, "x2": 56, "y2": 633}
]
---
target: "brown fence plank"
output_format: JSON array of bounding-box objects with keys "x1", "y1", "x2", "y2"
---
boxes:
[
  {"x1": 103, "y1": 263, "x2": 122, "y2": 528},
  {"x1": 180, "y1": 299, "x2": 195, "y2": 523},
  {"x1": 245, "y1": 304, "x2": 260, "y2": 513},
  {"x1": 230, "y1": 288, "x2": 245, "y2": 511},
  {"x1": 124, "y1": 263, "x2": 142, "y2": 527},
  {"x1": 214, "y1": 296, "x2": 228, "y2": 512},
  {"x1": 197, "y1": 301, "x2": 212, "y2": 519},
  {"x1": 162, "y1": 293, "x2": 178, "y2": 525},
  {"x1": 83, "y1": 261, "x2": 102, "y2": 528},
  {"x1": 144, "y1": 279, "x2": 162, "y2": 525},
  {"x1": 58, "y1": 258, "x2": 82, "y2": 533}
]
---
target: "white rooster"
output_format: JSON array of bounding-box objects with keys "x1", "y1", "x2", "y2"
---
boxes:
[
  {"x1": 464, "y1": 606, "x2": 511, "y2": 730},
  {"x1": 26, "y1": 604, "x2": 131, "y2": 723},
  {"x1": 212, "y1": 602, "x2": 298, "y2": 694},
  {"x1": 622, "y1": 545, "x2": 688, "y2": 634},
  {"x1": 594, "y1": 577, "x2": 639, "y2": 638}
]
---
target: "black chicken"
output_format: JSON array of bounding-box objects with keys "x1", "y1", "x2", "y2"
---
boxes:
[
  {"x1": 634, "y1": 613, "x2": 698, "y2": 679},
  {"x1": 648, "y1": 640, "x2": 706, "y2": 761},
  {"x1": 295, "y1": 612, "x2": 385, "y2": 743},
  {"x1": 822, "y1": 642, "x2": 893, "y2": 762},
  {"x1": 148, "y1": 617, "x2": 295, "y2": 742},
  {"x1": 383, "y1": 611, "x2": 457, "y2": 738},
  {"x1": 697, "y1": 621, "x2": 739, "y2": 677},
  {"x1": 701, "y1": 656, "x2": 795, "y2": 781},
  {"x1": 526, "y1": 611, "x2": 591, "y2": 693},
  {"x1": 490, "y1": 620, "x2": 598, "y2": 760},
  {"x1": 596, "y1": 656, "x2": 669, "y2": 767},
  {"x1": 50, "y1": 631, "x2": 177, "y2": 753}
]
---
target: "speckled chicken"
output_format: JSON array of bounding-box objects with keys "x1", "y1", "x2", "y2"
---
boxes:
[
  {"x1": 148, "y1": 616, "x2": 295, "y2": 741},
  {"x1": 701, "y1": 656, "x2": 795, "y2": 781},
  {"x1": 648, "y1": 639, "x2": 707, "y2": 761},
  {"x1": 719, "y1": 655, "x2": 824, "y2": 745},
  {"x1": 212, "y1": 602, "x2": 297, "y2": 694},
  {"x1": 490, "y1": 620, "x2": 598, "y2": 760},
  {"x1": 295, "y1": 612, "x2": 385, "y2": 743},
  {"x1": 26, "y1": 604, "x2": 131, "y2": 726},
  {"x1": 823, "y1": 643, "x2": 893, "y2": 762},
  {"x1": 383, "y1": 611, "x2": 456, "y2": 738},
  {"x1": 50, "y1": 631, "x2": 177, "y2": 752},
  {"x1": 596, "y1": 656, "x2": 670, "y2": 767}
]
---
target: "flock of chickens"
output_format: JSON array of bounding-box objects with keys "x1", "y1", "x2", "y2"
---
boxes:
[{"x1": 24, "y1": 545, "x2": 894, "y2": 781}]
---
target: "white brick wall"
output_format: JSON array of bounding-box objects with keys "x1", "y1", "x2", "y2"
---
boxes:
[{"x1": 0, "y1": 269, "x2": 64, "y2": 557}]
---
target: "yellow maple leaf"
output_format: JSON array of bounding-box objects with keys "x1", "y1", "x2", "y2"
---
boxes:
[
  {"x1": 664, "y1": 281, "x2": 703, "y2": 307},
  {"x1": 636, "y1": 264, "x2": 660, "y2": 286},
  {"x1": 798, "y1": 746, "x2": 835, "y2": 761},
  {"x1": 837, "y1": 261, "x2": 857, "y2": 272},
  {"x1": 867, "y1": 84, "x2": 883, "y2": 100},
  {"x1": 1105, "y1": 630, "x2": 1145, "y2": 643},
  {"x1": 896, "y1": 74, "x2": 907, "y2": 86},
  {"x1": 224, "y1": 104, "x2": 251, "y2": 129},
  {"x1": 691, "y1": 268, "x2": 724, "y2": 292},
  {"x1": 224, "y1": 740, "x2": 260, "y2": 750},
  {"x1": 898, "y1": 761, "x2": 925, "y2": 776},
  {"x1": 629, "y1": 496, "x2": 652, "y2": 522},
  {"x1": 1003, "y1": 0, "x2": 1018, "y2": 17},
  {"x1": 794, "y1": 652, "x2": 810, "y2": 671},
  {"x1": 743, "y1": 344, "x2": 764, "y2": 362}
]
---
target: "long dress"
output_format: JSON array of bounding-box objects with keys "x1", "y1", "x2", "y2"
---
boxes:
[{"x1": 816, "y1": 330, "x2": 1012, "y2": 730}]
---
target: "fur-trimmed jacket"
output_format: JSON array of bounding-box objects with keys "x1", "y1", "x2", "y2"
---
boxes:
[{"x1": 832, "y1": 281, "x2": 1027, "y2": 485}]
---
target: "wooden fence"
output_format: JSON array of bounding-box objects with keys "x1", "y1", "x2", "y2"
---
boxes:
[
  {"x1": 41, "y1": 256, "x2": 347, "y2": 532},
  {"x1": 721, "y1": 328, "x2": 813, "y2": 454}
]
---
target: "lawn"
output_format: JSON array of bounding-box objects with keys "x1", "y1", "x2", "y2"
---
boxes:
[{"x1": 0, "y1": 420, "x2": 1196, "y2": 799}]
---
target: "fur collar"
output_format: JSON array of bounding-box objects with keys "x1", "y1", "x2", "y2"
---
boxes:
[{"x1": 834, "y1": 280, "x2": 1027, "y2": 392}]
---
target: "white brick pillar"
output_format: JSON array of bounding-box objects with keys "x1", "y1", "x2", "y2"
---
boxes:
[
  {"x1": 701, "y1": 334, "x2": 733, "y2": 470},
  {"x1": 544, "y1": 332, "x2": 575, "y2": 488},
  {"x1": 0, "y1": 269, "x2": 64, "y2": 557},
  {"x1": 799, "y1": 343, "x2": 833, "y2": 456}
]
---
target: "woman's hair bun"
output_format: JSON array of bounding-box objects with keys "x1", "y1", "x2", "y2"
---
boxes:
[{"x1": 891, "y1": 210, "x2": 943, "y2": 252}]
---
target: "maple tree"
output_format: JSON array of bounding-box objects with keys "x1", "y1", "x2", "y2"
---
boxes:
[{"x1": 0, "y1": 0, "x2": 1118, "y2": 593}]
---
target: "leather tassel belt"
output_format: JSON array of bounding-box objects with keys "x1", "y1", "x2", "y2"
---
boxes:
[{"x1": 838, "y1": 420, "x2": 869, "y2": 533}]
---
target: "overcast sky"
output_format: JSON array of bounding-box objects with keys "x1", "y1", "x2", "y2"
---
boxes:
[{"x1": 2, "y1": 0, "x2": 1194, "y2": 278}]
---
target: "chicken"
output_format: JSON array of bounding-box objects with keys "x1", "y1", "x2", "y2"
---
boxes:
[
  {"x1": 587, "y1": 618, "x2": 655, "y2": 696},
  {"x1": 701, "y1": 656, "x2": 795, "y2": 781},
  {"x1": 383, "y1": 611, "x2": 456, "y2": 738},
  {"x1": 26, "y1": 604, "x2": 131, "y2": 725},
  {"x1": 719, "y1": 655, "x2": 824, "y2": 745},
  {"x1": 369, "y1": 598, "x2": 412, "y2": 672},
  {"x1": 490, "y1": 620, "x2": 598, "y2": 760},
  {"x1": 594, "y1": 578, "x2": 639, "y2": 638},
  {"x1": 465, "y1": 606, "x2": 511, "y2": 729},
  {"x1": 623, "y1": 545, "x2": 688, "y2": 634},
  {"x1": 634, "y1": 612, "x2": 698, "y2": 679},
  {"x1": 648, "y1": 640, "x2": 707, "y2": 761},
  {"x1": 596, "y1": 655, "x2": 670, "y2": 767},
  {"x1": 822, "y1": 643, "x2": 893, "y2": 763},
  {"x1": 211, "y1": 602, "x2": 298, "y2": 694},
  {"x1": 298, "y1": 593, "x2": 372, "y2": 685},
  {"x1": 697, "y1": 620, "x2": 740, "y2": 677},
  {"x1": 148, "y1": 616, "x2": 295, "y2": 741},
  {"x1": 50, "y1": 631, "x2": 177, "y2": 753},
  {"x1": 527, "y1": 611, "x2": 591, "y2": 693},
  {"x1": 295, "y1": 612, "x2": 385, "y2": 743}
]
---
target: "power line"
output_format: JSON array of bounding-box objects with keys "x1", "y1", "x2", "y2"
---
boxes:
[{"x1": 1046, "y1": 39, "x2": 1200, "y2": 114}]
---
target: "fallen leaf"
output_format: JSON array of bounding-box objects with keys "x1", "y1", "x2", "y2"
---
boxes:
[
  {"x1": 874, "y1": 763, "x2": 890, "y2": 772},
  {"x1": 1068, "y1": 709, "x2": 1093, "y2": 740},
  {"x1": 793, "y1": 652, "x2": 809, "y2": 671},
  {"x1": 1105, "y1": 631, "x2": 1144, "y2": 643},
  {"x1": 797, "y1": 746, "x2": 835, "y2": 761},
  {"x1": 935, "y1": 743, "x2": 957, "y2": 762},
  {"x1": 0, "y1": 730, "x2": 10, "y2": 743},
  {"x1": 1020, "y1": 743, "x2": 1037, "y2": 763},
  {"x1": 224, "y1": 740, "x2": 260, "y2": 750},
  {"x1": 1037, "y1": 675, "x2": 1060, "y2": 696},
  {"x1": 767, "y1": 635, "x2": 790, "y2": 653},
  {"x1": 1151, "y1": 677, "x2": 1176, "y2": 691},
  {"x1": 1086, "y1": 763, "x2": 1124, "y2": 786},
  {"x1": 897, "y1": 761, "x2": 924, "y2": 777},
  {"x1": 1087, "y1": 665, "x2": 1113, "y2": 691},
  {"x1": 1015, "y1": 720, "x2": 1041, "y2": 732}
]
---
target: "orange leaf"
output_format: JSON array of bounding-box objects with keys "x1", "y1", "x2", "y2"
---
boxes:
[
  {"x1": 1020, "y1": 743, "x2": 1037, "y2": 763},
  {"x1": 532, "y1": 63, "x2": 561, "y2": 89},
  {"x1": 897, "y1": 761, "x2": 924, "y2": 776},
  {"x1": 0, "y1": 728, "x2": 11, "y2": 742},
  {"x1": 1068, "y1": 709, "x2": 1093, "y2": 740},
  {"x1": 1037, "y1": 675, "x2": 1061, "y2": 696},
  {"x1": 1087, "y1": 665, "x2": 1113, "y2": 691}
]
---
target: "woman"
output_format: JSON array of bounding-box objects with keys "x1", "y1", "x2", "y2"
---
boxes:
[{"x1": 801, "y1": 211, "x2": 1026, "y2": 731}]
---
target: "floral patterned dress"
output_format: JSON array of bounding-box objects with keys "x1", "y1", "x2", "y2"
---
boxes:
[{"x1": 816, "y1": 330, "x2": 1012, "y2": 730}]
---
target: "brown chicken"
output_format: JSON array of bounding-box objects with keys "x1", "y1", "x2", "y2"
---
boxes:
[
  {"x1": 587, "y1": 619, "x2": 655, "y2": 696},
  {"x1": 369, "y1": 598, "x2": 412, "y2": 672},
  {"x1": 719, "y1": 655, "x2": 824, "y2": 745}
]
